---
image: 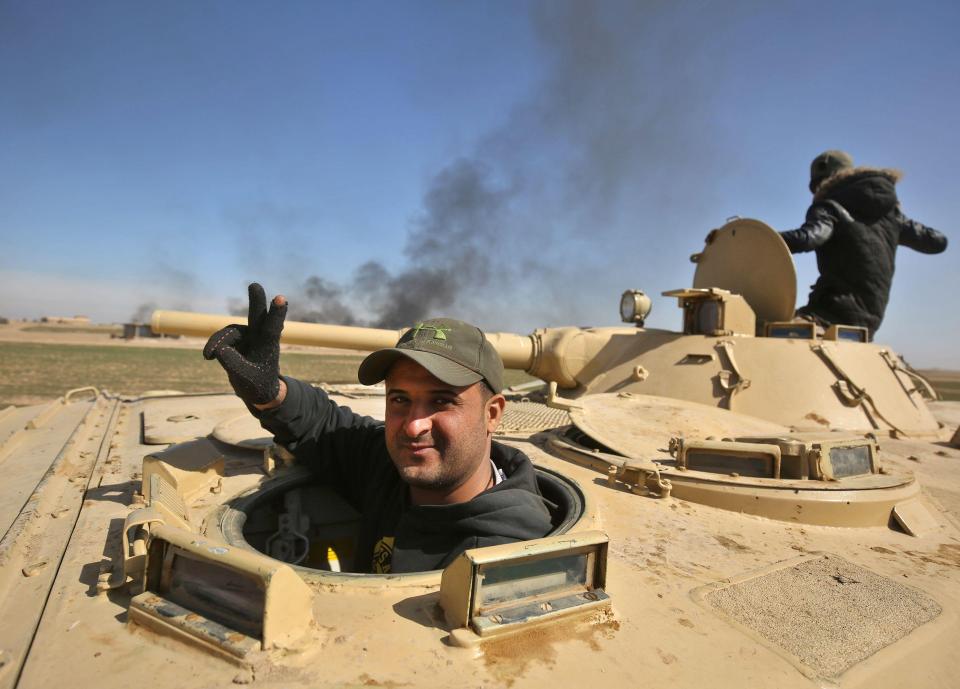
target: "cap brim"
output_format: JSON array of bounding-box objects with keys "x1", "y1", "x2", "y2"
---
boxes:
[{"x1": 358, "y1": 348, "x2": 483, "y2": 387}]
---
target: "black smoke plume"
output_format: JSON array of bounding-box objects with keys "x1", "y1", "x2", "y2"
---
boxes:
[
  {"x1": 270, "y1": 158, "x2": 512, "y2": 328},
  {"x1": 130, "y1": 302, "x2": 157, "y2": 324},
  {"x1": 231, "y1": 2, "x2": 731, "y2": 329}
]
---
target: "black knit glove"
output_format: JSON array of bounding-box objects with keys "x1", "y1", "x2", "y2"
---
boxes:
[{"x1": 203, "y1": 283, "x2": 287, "y2": 406}]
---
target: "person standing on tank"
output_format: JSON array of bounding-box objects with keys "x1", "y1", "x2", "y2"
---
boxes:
[
  {"x1": 202, "y1": 284, "x2": 552, "y2": 574},
  {"x1": 778, "y1": 150, "x2": 947, "y2": 338}
]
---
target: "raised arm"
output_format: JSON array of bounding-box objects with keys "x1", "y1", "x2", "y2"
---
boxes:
[
  {"x1": 202, "y1": 282, "x2": 382, "y2": 507},
  {"x1": 779, "y1": 201, "x2": 849, "y2": 253},
  {"x1": 896, "y1": 208, "x2": 948, "y2": 254}
]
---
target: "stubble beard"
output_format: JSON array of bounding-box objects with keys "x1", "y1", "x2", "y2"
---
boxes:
[{"x1": 389, "y1": 429, "x2": 488, "y2": 493}]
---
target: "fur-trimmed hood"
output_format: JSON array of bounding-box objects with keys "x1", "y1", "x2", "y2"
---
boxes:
[
  {"x1": 813, "y1": 166, "x2": 902, "y2": 201},
  {"x1": 813, "y1": 166, "x2": 903, "y2": 223}
]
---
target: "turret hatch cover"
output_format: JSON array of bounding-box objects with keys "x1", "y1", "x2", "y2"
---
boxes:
[
  {"x1": 212, "y1": 414, "x2": 274, "y2": 449},
  {"x1": 693, "y1": 218, "x2": 797, "y2": 323},
  {"x1": 142, "y1": 396, "x2": 247, "y2": 444},
  {"x1": 569, "y1": 393, "x2": 789, "y2": 459}
]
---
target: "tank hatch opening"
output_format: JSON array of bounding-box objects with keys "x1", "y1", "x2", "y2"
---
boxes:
[
  {"x1": 217, "y1": 465, "x2": 586, "y2": 582},
  {"x1": 221, "y1": 470, "x2": 363, "y2": 574}
]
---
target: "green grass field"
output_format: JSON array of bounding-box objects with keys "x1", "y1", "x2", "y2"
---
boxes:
[
  {"x1": 922, "y1": 373, "x2": 960, "y2": 401},
  {"x1": 0, "y1": 342, "x2": 366, "y2": 407},
  {"x1": 1, "y1": 341, "x2": 956, "y2": 408},
  {"x1": 0, "y1": 342, "x2": 536, "y2": 408},
  {"x1": 21, "y1": 324, "x2": 122, "y2": 335}
]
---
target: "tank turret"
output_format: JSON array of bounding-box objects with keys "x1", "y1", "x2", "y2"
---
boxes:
[{"x1": 152, "y1": 219, "x2": 941, "y2": 436}]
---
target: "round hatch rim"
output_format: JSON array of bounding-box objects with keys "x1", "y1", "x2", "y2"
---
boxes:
[{"x1": 569, "y1": 392, "x2": 790, "y2": 460}]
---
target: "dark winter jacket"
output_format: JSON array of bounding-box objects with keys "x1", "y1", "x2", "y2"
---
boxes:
[
  {"x1": 256, "y1": 376, "x2": 553, "y2": 573},
  {"x1": 780, "y1": 167, "x2": 947, "y2": 336}
]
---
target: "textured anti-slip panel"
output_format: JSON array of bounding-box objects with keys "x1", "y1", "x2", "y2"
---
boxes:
[
  {"x1": 498, "y1": 401, "x2": 570, "y2": 433},
  {"x1": 706, "y1": 554, "x2": 941, "y2": 678}
]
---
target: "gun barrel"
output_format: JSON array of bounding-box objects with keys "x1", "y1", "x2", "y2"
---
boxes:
[{"x1": 150, "y1": 310, "x2": 536, "y2": 370}]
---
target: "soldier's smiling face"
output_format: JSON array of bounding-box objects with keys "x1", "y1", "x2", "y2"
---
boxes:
[{"x1": 384, "y1": 357, "x2": 503, "y2": 499}]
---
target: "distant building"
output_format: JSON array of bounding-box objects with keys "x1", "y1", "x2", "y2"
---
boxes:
[
  {"x1": 122, "y1": 323, "x2": 160, "y2": 339},
  {"x1": 119, "y1": 323, "x2": 180, "y2": 340},
  {"x1": 40, "y1": 315, "x2": 91, "y2": 324}
]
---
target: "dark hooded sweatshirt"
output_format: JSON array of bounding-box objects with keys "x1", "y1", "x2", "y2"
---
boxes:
[
  {"x1": 780, "y1": 167, "x2": 947, "y2": 336},
  {"x1": 255, "y1": 376, "x2": 553, "y2": 574}
]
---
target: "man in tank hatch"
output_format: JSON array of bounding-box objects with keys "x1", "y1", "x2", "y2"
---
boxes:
[
  {"x1": 779, "y1": 150, "x2": 947, "y2": 338},
  {"x1": 203, "y1": 283, "x2": 552, "y2": 574}
]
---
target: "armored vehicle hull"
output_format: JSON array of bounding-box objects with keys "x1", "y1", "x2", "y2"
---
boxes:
[
  {"x1": 2, "y1": 388, "x2": 959, "y2": 688},
  {"x1": 2, "y1": 220, "x2": 958, "y2": 688}
]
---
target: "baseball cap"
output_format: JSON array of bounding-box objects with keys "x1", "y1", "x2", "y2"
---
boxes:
[
  {"x1": 358, "y1": 318, "x2": 504, "y2": 393},
  {"x1": 809, "y1": 150, "x2": 853, "y2": 193}
]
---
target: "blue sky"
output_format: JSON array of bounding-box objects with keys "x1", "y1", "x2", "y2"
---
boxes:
[{"x1": 1, "y1": 1, "x2": 956, "y2": 367}]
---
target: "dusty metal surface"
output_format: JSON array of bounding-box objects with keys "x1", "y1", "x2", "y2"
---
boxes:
[
  {"x1": 1, "y1": 388, "x2": 956, "y2": 689},
  {"x1": 0, "y1": 396, "x2": 119, "y2": 689},
  {"x1": 4, "y1": 222, "x2": 959, "y2": 688}
]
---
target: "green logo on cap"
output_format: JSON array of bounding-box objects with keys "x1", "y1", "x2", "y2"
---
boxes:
[{"x1": 411, "y1": 323, "x2": 452, "y2": 341}]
